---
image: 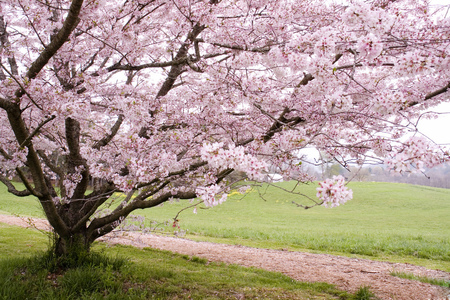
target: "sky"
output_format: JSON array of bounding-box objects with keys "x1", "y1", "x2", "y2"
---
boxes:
[
  {"x1": 416, "y1": 103, "x2": 450, "y2": 145},
  {"x1": 413, "y1": 0, "x2": 450, "y2": 144}
]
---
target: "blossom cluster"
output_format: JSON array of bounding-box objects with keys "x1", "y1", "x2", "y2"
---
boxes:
[
  {"x1": 0, "y1": 147, "x2": 28, "y2": 174},
  {"x1": 316, "y1": 175, "x2": 353, "y2": 208},
  {"x1": 356, "y1": 33, "x2": 383, "y2": 61},
  {"x1": 195, "y1": 184, "x2": 228, "y2": 207},
  {"x1": 385, "y1": 137, "x2": 448, "y2": 173},
  {"x1": 200, "y1": 142, "x2": 268, "y2": 181},
  {"x1": 63, "y1": 166, "x2": 85, "y2": 199},
  {"x1": 0, "y1": 0, "x2": 449, "y2": 243},
  {"x1": 372, "y1": 90, "x2": 405, "y2": 115},
  {"x1": 321, "y1": 92, "x2": 353, "y2": 113}
]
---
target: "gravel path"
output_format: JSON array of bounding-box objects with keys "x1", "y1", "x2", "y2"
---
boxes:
[{"x1": 1, "y1": 214, "x2": 449, "y2": 300}]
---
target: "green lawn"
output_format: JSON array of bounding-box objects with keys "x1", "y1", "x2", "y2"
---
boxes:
[
  {"x1": 127, "y1": 181, "x2": 450, "y2": 271},
  {"x1": 1, "y1": 181, "x2": 450, "y2": 271},
  {"x1": 0, "y1": 224, "x2": 354, "y2": 299}
]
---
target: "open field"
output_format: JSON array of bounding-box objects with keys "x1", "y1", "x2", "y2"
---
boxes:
[
  {"x1": 130, "y1": 181, "x2": 450, "y2": 271},
  {"x1": 1, "y1": 181, "x2": 449, "y2": 271},
  {"x1": 0, "y1": 223, "x2": 356, "y2": 300}
]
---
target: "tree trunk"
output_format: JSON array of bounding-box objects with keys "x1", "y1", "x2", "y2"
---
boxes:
[{"x1": 51, "y1": 230, "x2": 93, "y2": 268}]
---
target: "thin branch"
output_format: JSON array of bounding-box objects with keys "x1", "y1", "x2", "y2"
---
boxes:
[
  {"x1": 106, "y1": 51, "x2": 229, "y2": 72},
  {"x1": 0, "y1": 147, "x2": 12, "y2": 160},
  {"x1": 19, "y1": 115, "x2": 56, "y2": 148},
  {"x1": 34, "y1": 0, "x2": 70, "y2": 11},
  {"x1": 19, "y1": 1, "x2": 47, "y2": 48},
  {"x1": 342, "y1": 71, "x2": 372, "y2": 93},
  {"x1": 0, "y1": 63, "x2": 43, "y2": 110},
  {"x1": 17, "y1": 0, "x2": 84, "y2": 99},
  {"x1": 87, "y1": 190, "x2": 196, "y2": 240},
  {"x1": 107, "y1": 58, "x2": 187, "y2": 71},
  {"x1": 254, "y1": 104, "x2": 306, "y2": 143},
  {"x1": 36, "y1": 149, "x2": 66, "y2": 196},
  {"x1": 291, "y1": 200, "x2": 324, "y2": 209},
  {"x1": 72, "y1": 183, "x2": 116, "y2": 232},
  {"x1": 335, "y1": 62, "x2": 395, "y2": 70},
  {"x1": 210, "y1": 42, "x2": 271, "y2": 53},
  {"x1": 172, "y1": 200, "x2": 203, "y2": 222}
]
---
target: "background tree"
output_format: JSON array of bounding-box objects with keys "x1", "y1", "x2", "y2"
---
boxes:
[
  {"x1": 348, "y1": 166, "x2": 371, "y2": 182},
  {"x1": 0, "y1": 0, "x2": 449, "y2": 260}
]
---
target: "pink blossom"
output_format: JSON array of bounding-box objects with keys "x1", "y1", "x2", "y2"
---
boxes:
[
  {"x1": 385, "y1": 137, "x2": 449, "y2": 173},
  {"x1": 0, "y1": 0, "x2": 449, "y2": 250},
  {"x1": 195, "y1": 185, "x2": 228, "y2": 207},
  {"x1": 317, "y1": 176, "x2": 353, "y2": 208},
  {"x1": 201, "y1": 143, "x2": 268, "y2": 181},
  {"x1": 356, "y1": 33, "x2": 383, "y2": 60}
]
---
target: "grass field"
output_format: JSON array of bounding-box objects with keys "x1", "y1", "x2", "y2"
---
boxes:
[
  {"x1": 0, "y1": 224, "x2": 357, "y2": 299},
  {"x1": 1, "y1": 181, "x2": 449, "y2": 272}
]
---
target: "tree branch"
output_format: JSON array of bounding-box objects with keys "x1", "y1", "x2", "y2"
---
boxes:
[
  {"x1": 92, "y1": 114, "x2": 125, "y2": 149},
  {"x1": 106, "y1": 58, "x2": 188, "y2": 72},
  {"x1": 5, "y1": 105, "x2": 69, "y2": 237},
  {"x1": 15, "y1": 167, "x2": 43, "y2": 197},
  {"x1": 335, "y1": 62, "x2": 395, "y2": 70},
  {"x1": 87, "y1": 190, "x2": 196, "y2": 241},
  {"x1": 0, "y1": 62, "x2": 43, "y2": 110},
  {"x1": 210, "y1": 42, "x2": 271, "y2": 53},
  {"x1": 19, "y1": 115, "x2": 56, "y2": 148},
  {"x1": 36, "y1": 149, "x2": 67, "y2": 196},
  {"x1": 155, "y1": 23, "x2": 204, "y2": 99},
  {"x1": 135, "y1": 160, "x2": 208, "y2": 190},
  {"x1": 139, "y1": 23, "x2": 206, "y2": 138},
  {"x1": 425, "y1": 81, "x2": 450, "y2": 100},
  {"x1": 407, "y1": 81, "x2": 450, "y2": 107},
  {"x1": 0, "y1": 174, "x2": 32, "y2": 197},
  {"x1": 65, "y1": 117, "x2": 89, "y2": 200},
  {"x1": 0, "y1": 16, "x2": 18, "y2": 76},
  {"x1": 254, "y1": 104, "x2": 306, "y2": 143},
  {"x1": 0, "y1": 96, "x2": 11, "y2": 110},
  {"x1": 0, "y1": 147, "x2": 12, "y2": 160},
  {"x1": 296, "y1": 73, "x2": 314, "y2": 87},
  {"x1": 16, "y1": 0, "x2": 84, "y2": 99},
  {"x1": 72, "y1": 182, "x2": 116, "y2": 232}
]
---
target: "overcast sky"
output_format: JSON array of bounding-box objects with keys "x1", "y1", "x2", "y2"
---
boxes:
[{"x1": 413, "y1": 0, "x2": 450, "y2": 144}]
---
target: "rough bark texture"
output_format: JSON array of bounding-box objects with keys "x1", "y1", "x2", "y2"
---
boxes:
[{"x1": 54, "y1": 231, "x2": 90, "y2": 258}]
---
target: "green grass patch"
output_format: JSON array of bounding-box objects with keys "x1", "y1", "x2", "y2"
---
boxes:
[
  {"x1": 0, "y1": 183, "x2": 44, "y2": 217},
  {"x1": 1, "y1": 181, "x2": 450, "y2": 271},
  {"x1": 390, "y1": 271, "x2": 450, "y2": 288},
  {"x1": 0, "y1": 223, "x2": 49, "y2": 257},
  {"x1": 127, "y1": 181, "x2": 450, "y2": 270},
  {"x1": 0, "y1": 225, "x2": 355, "y2": 300},
  {"x1": 350, "y1": 286, "x2": 378, "y2": 300}
]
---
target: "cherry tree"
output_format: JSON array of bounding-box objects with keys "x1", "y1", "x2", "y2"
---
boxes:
[{"x1": 0, "y1": 0, "x2": 449, "y2": 258}]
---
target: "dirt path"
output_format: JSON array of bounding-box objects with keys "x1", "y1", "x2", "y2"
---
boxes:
[{"x1": 1, "y1": 214, "x2": 449, "y2": 300}]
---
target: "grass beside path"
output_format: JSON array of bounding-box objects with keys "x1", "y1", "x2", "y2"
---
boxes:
[
  {"x1": 1, "y1": 181, "x2": 449, "y2": 271},
  {"x1": 131, "y1": 181, "x2": 450, "y2": 271},
  {"x1": 0, "y1": 224, "x2": 356, "y2": 300}
]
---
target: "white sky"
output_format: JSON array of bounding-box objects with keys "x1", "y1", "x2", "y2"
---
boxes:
[
  {"x1": 413, "y1": 0, "x2": 450, "y2": 144},
  {"x1": 416, "y1": 103, "x2": 450, "y2": 145}
]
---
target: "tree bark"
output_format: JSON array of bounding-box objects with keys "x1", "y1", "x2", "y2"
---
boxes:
[{"x1": 52, "y1": 229, "x2": 92, "y2": 266}]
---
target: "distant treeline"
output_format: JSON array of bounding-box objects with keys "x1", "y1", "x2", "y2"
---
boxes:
[{"x1": 317, "y1": 163, "x2": 450, "y2": 189}]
